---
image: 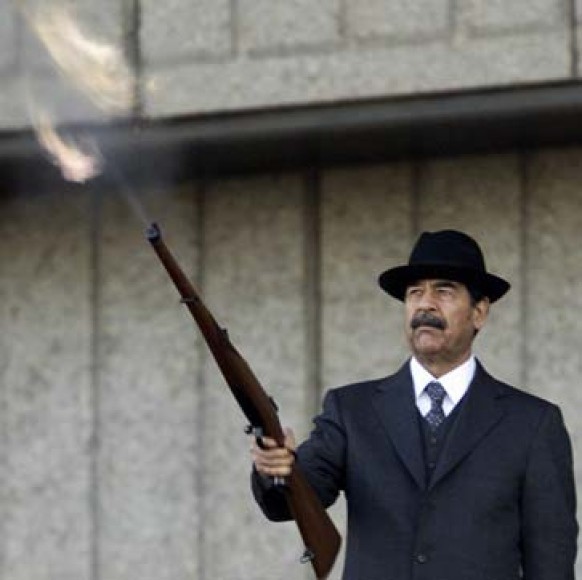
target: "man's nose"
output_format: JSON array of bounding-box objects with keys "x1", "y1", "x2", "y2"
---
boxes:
[{"x1": 416, "y1": 289, "x2": 438, "y2": 309}]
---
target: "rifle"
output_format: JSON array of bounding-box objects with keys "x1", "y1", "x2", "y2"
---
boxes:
[{"x1": 146, "y1": 222, "x2": 341, "y2": 579}]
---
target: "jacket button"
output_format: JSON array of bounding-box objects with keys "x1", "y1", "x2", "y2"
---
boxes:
[{"x1": 415, "y1": 553, "x2": 428, "y2": 564}]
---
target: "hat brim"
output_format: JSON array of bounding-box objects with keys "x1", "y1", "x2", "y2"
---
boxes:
[{"x1": 378, "y1": 263, "x2": 510, "y2": 303}]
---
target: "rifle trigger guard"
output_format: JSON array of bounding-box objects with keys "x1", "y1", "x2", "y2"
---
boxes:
[
  {"x1": 245, "y1": 425, "x2": 266, "y2": 449},
  {"x1": 300, "y1": 549, "x2": 315, "y2": 564}
]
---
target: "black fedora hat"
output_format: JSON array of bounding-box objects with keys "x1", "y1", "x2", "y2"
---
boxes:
[{"x1": 378, "y1": 230, "x2": 510, "y2": 303}]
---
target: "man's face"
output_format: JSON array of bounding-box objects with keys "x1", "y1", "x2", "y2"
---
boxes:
[{"x1": 404, "y1": 279, "x2": 489, "y2": 368}]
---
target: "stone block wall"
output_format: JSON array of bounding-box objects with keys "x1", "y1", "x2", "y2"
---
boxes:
[
  {"x1": 0, "y1": 0, "x2": 576, "y2": 127},
  {"x1": 2, "y1": 149, "x2": 582, "y2": 579},
  {"x1": 138, "y1": 0, "x2": 574, "y2": 115},
  {"x1": 1, "y1": 2, "x2": 582, "y2": 579}
]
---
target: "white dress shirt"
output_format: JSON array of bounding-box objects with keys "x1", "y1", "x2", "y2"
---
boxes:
[{"x1": 410, "y1": 355, "x2": 476, "y2": 417}]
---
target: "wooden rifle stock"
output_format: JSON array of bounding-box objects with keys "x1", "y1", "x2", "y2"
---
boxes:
[{"x1": 146, "y1": 222, "x2": 341, "y2": 579}]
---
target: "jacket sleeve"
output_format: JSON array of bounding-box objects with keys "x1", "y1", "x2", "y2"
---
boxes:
[
  {"x1": 251, "y1": 388, "x2": 347, "y2": 521},
  {"x1": 520, "y1": 405, "x2": 578, "y2": 580}
]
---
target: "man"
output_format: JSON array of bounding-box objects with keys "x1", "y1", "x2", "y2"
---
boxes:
[{"x1": 251, "y1": 229, "x2": 578, "y2": 580}]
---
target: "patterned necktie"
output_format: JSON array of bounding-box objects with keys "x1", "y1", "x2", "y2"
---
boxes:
[{"x1": 424, "y1": 381, "x2": 446, "y2": 430}]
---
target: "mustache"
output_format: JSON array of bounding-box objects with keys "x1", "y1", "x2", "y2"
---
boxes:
[{"x1": 410, "y1": 312, "x2": 446, "y2": 330}]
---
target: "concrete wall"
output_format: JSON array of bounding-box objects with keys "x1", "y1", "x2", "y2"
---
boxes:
[
  {"x1": 1, "y1": 1, "x2": 582, "y2": 579},
  {"x1": 0, "y1": 0, "x2": 576, "y2": 127},
  {"x1": 2, "y1": 149, "x2": 582, "y2": 579}
]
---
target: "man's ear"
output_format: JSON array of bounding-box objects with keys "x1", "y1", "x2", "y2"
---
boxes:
[{"x1": 473, "y1": 297, "x2": 490, "y2": 331}]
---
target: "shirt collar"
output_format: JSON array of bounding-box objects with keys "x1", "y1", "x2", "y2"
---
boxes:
[{"x1": 410, "y1": 355, "x2": 476, "y2": 405}]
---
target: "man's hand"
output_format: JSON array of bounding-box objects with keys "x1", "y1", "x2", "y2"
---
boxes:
[{"x1": 251, "y1": 427, "x2": 297, "y2": 478}]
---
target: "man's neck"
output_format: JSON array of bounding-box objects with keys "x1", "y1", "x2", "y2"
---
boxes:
[{"x1": 415, "y1": 351, "x2": 472, "y2": 378}]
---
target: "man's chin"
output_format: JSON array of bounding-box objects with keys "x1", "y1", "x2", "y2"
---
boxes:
[{"x1": 411, "y1": 332, "x2": 444, "y2": 354}]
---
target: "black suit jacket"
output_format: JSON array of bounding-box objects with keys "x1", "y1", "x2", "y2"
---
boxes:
[{"x1": 253, "y1": 361, "x2": 578, "y2": 580}]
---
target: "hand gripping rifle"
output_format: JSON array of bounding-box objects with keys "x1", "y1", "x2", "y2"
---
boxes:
[{"x1": 146, "y1": 223, "x2": 341, "y2": 579}]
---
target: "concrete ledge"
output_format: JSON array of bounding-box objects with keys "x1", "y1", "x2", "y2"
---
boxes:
[{"x1": 3, "y1": 80, "x2": 582, "y2": 188}]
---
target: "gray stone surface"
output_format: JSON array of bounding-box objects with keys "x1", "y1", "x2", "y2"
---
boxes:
[
  {"x1": 0, "y1": 1, "x2": 577, "y2": 128},
  {"x1": 201, "y1": 175, "x2": 311, "y2": 580},
  {"x1": 0, "y1": 1, "x2": 17, "y2": 71},
  {"x1": 346, "y1": 0, "x2": 449, "y2": 42},
  {"x1": 0, "y1": 73, "x2": 28, "y2": 129},
  {"x1": 321, "y1": 164, "x2": 414, "y2": 388},
  {"x1": 238, "y1": 0, "x2": 341, "y2": 53},
  {"x1": 0, "y1": 188, "x2": 93, "y2": 580},
  {"x1": 417, "y1": 154, "x2": 523, "y2": 386},
  {"x1": 141, "y1": 0, "x2": 231, "y2": 64},
  {"x1": 0, "y1": 2, "x2": 26, "y2": 127},
  {"x1": 145, "y1": 31, "x2": 569, "y2": 117},
  {"x1": 457, "y1": 0, "x2": 567, "y2": 35},
  {"x1": 526, "y1": 149, "x2": 582, "y2": 537},
  {"x1": 97, "y1": 186, "x2": 200, "y2": 580}
]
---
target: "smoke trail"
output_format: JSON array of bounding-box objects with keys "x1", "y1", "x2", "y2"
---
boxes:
[
  {"x1": 17, "y1": 0, "x2": 153, "y2": 228},
  {"x1": 18, "y1": 1, "x2": 134, "y2": 116},
  {"x1": 33, "y1": 108, "x2": 103, "y2": 183}
]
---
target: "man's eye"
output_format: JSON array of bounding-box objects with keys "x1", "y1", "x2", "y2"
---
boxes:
[{"x1": 438, "y1": 286, "x2": 455, "y2": 296}]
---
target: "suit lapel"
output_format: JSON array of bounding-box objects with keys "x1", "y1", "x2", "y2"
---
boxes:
[
  {"x1": 372, "y1": 363, "x2": 426, "y2": 490},
  {"x1": 428, "y1": 362, "x2": 506, "y2": 490}
]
